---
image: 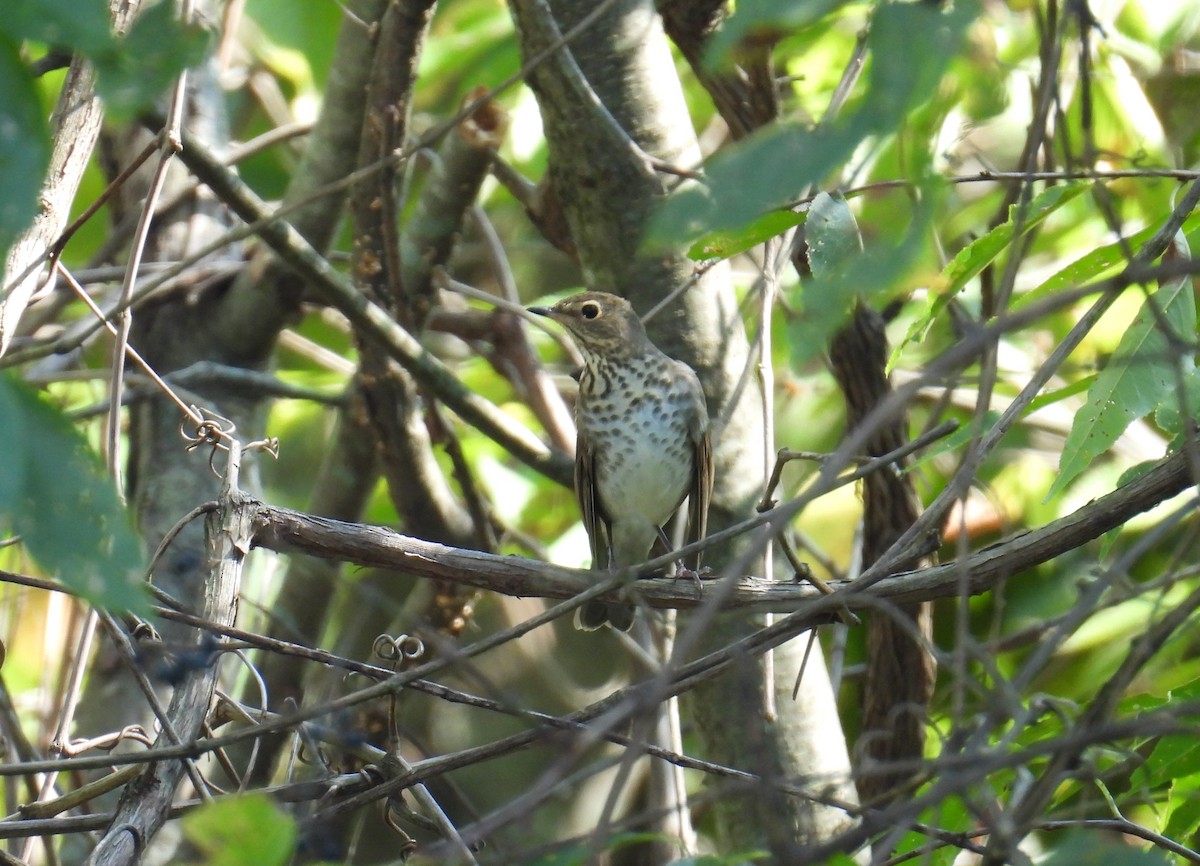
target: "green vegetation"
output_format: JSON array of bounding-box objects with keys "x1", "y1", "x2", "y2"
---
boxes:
[{"x1": 3, "y1": 0, "x2": 1200, "y2": 863}]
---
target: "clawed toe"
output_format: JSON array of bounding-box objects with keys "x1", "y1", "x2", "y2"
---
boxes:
[{"x1": 672, "y1": 563, "x2": 711, "y2": 594}]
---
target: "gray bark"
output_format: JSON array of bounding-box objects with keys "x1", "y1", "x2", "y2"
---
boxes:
[
  {"x1": 67, "y1": 46, "x2": 254, "y2": 865},
  {"x1": 0, "y1": 0, "x2": 146, "y2": 356},
  {"x1": 71, "y1": 2, "x2": 391, "y2": 858}
]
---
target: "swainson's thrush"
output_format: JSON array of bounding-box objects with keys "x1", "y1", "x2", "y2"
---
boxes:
[{"x1": 530, "y1": 292, "x2": 713, "y2": 630}]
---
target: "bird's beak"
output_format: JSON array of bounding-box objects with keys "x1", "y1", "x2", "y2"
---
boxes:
[{"x1": 528, "y1": 306, "x2": 553, "y2": 318}]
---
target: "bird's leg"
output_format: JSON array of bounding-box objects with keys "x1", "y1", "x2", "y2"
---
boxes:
[{"x1": 658, "y1": 527, "x2": 708, "y2": 594}]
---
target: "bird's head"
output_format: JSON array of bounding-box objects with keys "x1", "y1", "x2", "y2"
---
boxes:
[{"x1": 528, "y1": 292, "x2": 650, "y2": 359}]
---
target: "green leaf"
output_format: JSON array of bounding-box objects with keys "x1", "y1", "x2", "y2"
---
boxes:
[
  {"x1": 647, "y1": 122, "x2": 860, "y2": 247},
  {"x1": 893, "y1": 183, "x2": 1087, "y2": 369},
  {"x1": 1017, "y1": 226, "x2": 1147, "y2": 312},
  {"x1": 686, "y1": 209, "x2": 804, "y2": 261},
  {"x1": 788, "y1": 186, "x2": 937, "y2": 365},
  {"x1": 1041, "y1": 830, "x2": 1172, "y2": 865},
  {"x1": 1049, "y1": 275, "x2": 1196, "y2": 499},
  {"x1": 182, "y1": 795, "x2": 296, "y2": 866},
  {"x1": 0, "y1": 381, "x2": 26, "y2": 511},
  {"x1": 944, "y1": 184, "x2": 1087, "y2": 298},
  {"x1": 0, "y1": 375, "x2": 147, "y2": 613},
  {"x1": 705, "y1": 0, "x2": 853, "y2": 69},
  {"x1": 1165, "y1": 787, "x2": 1200, "y2": 844},
  {"x1": 1130, "y1": 680, "x2": 1200, "y2": 795},
  {"x1": 891, "y1": 797, "x2": 974, "y2": 860},
  {"x1": 6, "y1": 0, "x2": 115, "y2": 54},
  {"x1": 1153, "y1": 364, "x2": 1200, "y2": 440},
  {"x1": 1026, "y1": 376, "x2": 1094, "y2": 414},
  {"x1": 904, "y1": 410, "x2": 1000, "y2": 473},
  {"x1": 92, "y1": 1, "x2": 210, "y2": 120},
  {"x1": 648, "y1": 1, "x2": 976, "y2": 247},
  {"x1": 0, "y1": 36, "x2": 50, "y2": 260},
  {"x1": 1147, "y1": 735, "x2": 1200, "y2": 788},
  {"x1": 1015, "y1": 212, "x2": 1200, "y2": 313},
  {"x1": 806, "y1": 192, "x2": 861, "y2": 279},
  {"x1": 856, "y1": 2, "x2": 977, "y2": 134}
]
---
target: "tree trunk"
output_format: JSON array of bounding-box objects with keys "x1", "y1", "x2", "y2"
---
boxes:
[
  {"x1": 509, "y1": 0, "x2": 860, "y2": 854},
  {"x1": 830, "y1": 304, "x2": 937, "y2": 807}
]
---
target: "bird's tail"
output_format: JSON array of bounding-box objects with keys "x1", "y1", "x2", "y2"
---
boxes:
[{"x1": 574, "y1": 601, "x2": 635, "y2": 631}]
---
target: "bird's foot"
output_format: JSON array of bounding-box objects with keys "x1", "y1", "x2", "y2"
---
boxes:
[{"x1": 672, "y1": 563, "x2": 712, "y2": 595}]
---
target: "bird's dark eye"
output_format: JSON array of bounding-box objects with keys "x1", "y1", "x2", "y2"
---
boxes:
[{"x1": 580, "y1": 302, "x2": 601, "y2": 320}]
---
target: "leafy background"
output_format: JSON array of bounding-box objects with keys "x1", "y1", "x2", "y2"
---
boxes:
[{"x1": 3, "y1": 0, "x2": 1200, "y2": 863}]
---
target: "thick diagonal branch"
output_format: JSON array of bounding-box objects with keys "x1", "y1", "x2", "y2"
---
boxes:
[{"x1": 249, "y1": 444, "x2": 1197, "y2": 615}]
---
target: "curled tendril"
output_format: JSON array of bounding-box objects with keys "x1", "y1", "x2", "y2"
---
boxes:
[
  {"x1": 372, "y1": 633, "x2": 425, "y2": 665},
  {"x1": 381, "y1": 801, "x2": 418, "y2": 860},
  {"x1": 179, "y1": 406, "x2": 237, "y2": 474},
  {"x1": 179, "y1": 406, "x2": 235, "y2": 449},
  {"x1": 246, "y1": 436, "x2": 280, "y2": 458}
]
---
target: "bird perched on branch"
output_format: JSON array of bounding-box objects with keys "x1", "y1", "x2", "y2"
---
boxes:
[{"x1": 530, "y1": 291, "x2": 713, "y2": 630}]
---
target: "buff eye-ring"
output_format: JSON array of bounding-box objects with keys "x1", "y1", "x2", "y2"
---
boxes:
[{"x1": 581, "y1": 301, "x2": 600, "y2": 319}]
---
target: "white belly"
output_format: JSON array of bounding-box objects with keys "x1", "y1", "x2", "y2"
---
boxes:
[
  {"x1": 596, "y1": 433, "x2": 689, "y2": 525},
  {"x1": 588, "y1": 392, "x2": 692, "y2": 527},
  {"x1": 576, "y1": 354, "x2": 705, "y2": 566}
]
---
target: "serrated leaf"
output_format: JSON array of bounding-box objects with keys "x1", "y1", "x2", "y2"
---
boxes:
[
  {"x1": 1048, "y1": 276, "x2": 1196, "y2": 500},
  {"x1": 0, "y1": 36, "x2": 50, "y2": 261},
  {"x1": 93, "y1": 1, "x2": 210, "y2": 121},
  {"x1": 686, "y1": 209, "x2": 804, "y2": 260},
  {"x1": 183, "y1": 795, "x2": 296, "y2": 866},
  {"x1": 0, "y1": 376, "x2": 147, "y2": 613}
]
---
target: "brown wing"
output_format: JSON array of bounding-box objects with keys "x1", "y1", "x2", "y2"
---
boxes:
[
  {"x1": 686, "y1": 428, "x2": 714, "y2": 570},
  {"x1": 575, "y1": 432, "x2": 612, "y2": 569}
]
